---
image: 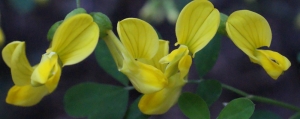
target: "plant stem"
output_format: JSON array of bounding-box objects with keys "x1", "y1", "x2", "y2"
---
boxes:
[
  {"x1": 222, "y1": 83, "x2": 300, "y2": 112},
  {"x1": 76, "y1": 0, "x2": 80, "y2": 8}
]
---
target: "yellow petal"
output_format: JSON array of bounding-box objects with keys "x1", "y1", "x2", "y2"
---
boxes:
[
  {"x1": 121, "y1": 60, "x2": 167, "y2": 94},
  {"x1": 254, "y1": 50, "x2": 291, "y2": 79},
  {"x1": 50, "y1": 14, "x2": 99, "y2": 66},
  {"x1": 226, "y1": 10, "x2": 272, "y2": 59},
  {"x1": 178, "y1": 55, "x2": 192, "y2": 79},
  {"x1": 138, "y1": 40, "x2": 169, "y2": 72},
  {"x1": 2, "y1": 41, "x2": 33, "y2": 86},
  {"x1": 160, "y1": 45, "x2": 189, "y2": 78},
  {"x1": 176, "y1": 1, "x2": 220, "y2": 57},
  {"x1": 103, "y1": 30, "x2": 135, "y2": 69},
  {"x1": 45, "y1": 63, "x2": 62, "y2": 93},
  {"x1": 138, "y1": 73, "x2": 185, "y2": 114},
  {"x1": 31, "y1": 52, "x2": 59, "y2": 86},
  {"x1": 6, "y1": 85, "x2": 48, "y2": 106},
  {"x1": 117, "y1": 18, "x2": 159, "y2": 59},
  {"x1": 2, "y1": 41, "x2": 23, "y2": 67}
]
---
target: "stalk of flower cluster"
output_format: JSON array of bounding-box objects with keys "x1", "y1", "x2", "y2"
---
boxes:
[
  {"x1": 188, "y1": 79, "x2": 300, "y2": 112},
  {"x1": 221, "y1": 84, "x2": 300, "y2": 112}
]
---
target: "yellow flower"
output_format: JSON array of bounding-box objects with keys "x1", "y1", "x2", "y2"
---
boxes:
[
  {"x1": 175, "y1": 0, "x2": 220, "y2": 57},
  {"x1": 138, "y1": 45, "x2": 192, "y2": 114},
  {"x1": 226, "y1": 10, "x2": 291, "y2": 79},
  {"x1": 2, "y1": 14, "x2": 99, "y2": 106},
  {"x1": 103, "y1": 18, "x2": 168, "y2": 94}
]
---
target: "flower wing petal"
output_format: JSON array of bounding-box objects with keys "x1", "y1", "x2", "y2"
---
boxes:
[
  {"x1": 117, "y1": 18, "x2": 159, "y2": 59},
  {"x1": 6, "y1": 85, "x2": 48, "y2": 106},
  {"x1": 31, "y1": 52, "x2": 59, "y2": 86},
  {"x1": 176, "y1": 1, "x2": 220, "y2": 57},
  {"x1": 178, "y1": 55, "x2": 192, "y2": 79},
  {"x1": 138, "y1": 73, "x2": 185, "y2": 114},
  {"x1": 50, "y1": 14, "x2": 99, "y2": 66},
  {"x1": 255, "y1": 50, "x2": 291, "y2": 79},
  {"x1": 160, "y1": 45, "x2": 189, "y2": 78},
  {"x1": 121, "y1": 60, "x2": 167, "y2": 94},
  {"x1": 226, "y1": 10, "x2": 272, "y2": 58},
  {"x1": 2, "y1": 41, "x2": 32, "y2": 86},
  {"x1": 45, "y1": 63, "x2": 62, "y2": 93},
  {"x1": 139, "y1": 40, "x2": 169, "y2": 72}
]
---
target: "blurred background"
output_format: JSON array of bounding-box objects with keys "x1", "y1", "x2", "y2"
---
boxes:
[{"x1": 0, "y1": 0, "x2": 300, "y2": 118}]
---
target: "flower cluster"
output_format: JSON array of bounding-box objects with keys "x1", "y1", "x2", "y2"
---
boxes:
[
  {"x1": 103, "y1": 0, "x2": 220, "y2": 114},
  {"x1": 103, "y1": 0, "x2": 291, "y2": 114},
  {"x1": 1, "y1": 0, "x2": 291, "y2": 116},
  {"x1": 2, "y1": 14, "x2": 99, "y2": 106}
]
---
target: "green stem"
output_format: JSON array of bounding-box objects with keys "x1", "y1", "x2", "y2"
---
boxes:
[
  {"x1": 76, "y1": 0, "x2": 80, "y2": 8},
  {"x1": 222, "y1": 83, "x2": 300, "y2": 112}
]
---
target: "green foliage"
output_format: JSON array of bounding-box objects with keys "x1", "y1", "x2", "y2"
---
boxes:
[
  {"x1": 196, "y1": 79, "x2": 222, "y2": 106},
  {"x1": 217, "y1": 98, "x2": 255, "y2": 119},
  {"x1": 90, "y1": 12, "x2": 113, "y2": 39},
  {"x1": 178, "y1": 92, "x2": 210, "y2": 119},
  {"x1": 194, "y1": 33, "x2": 221, "y2": 77},
  {"x1": 95, "y1": 40, "x2": 129, "y2": 86},
  {"x1": 217, "y1": 13, "x2": 229, "y2": 35},
  {"x1": 47, "y1": 20, "x2": 63, "y2": 41},
  {"x1": 64, "y1": 82, "x2": 129, "y2": 119},
  {"x1": 250, "y1": 110, "x2": 282, "y2": 119},
  {"x1": 65, "y1": 8, "x2": 87, "y2": 19},
  {"x1": 124, "y1": 96, "x2": 150, "y2": 119}
]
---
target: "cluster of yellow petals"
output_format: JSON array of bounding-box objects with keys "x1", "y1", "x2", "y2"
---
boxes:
[
  {"x1": 226, "y1": 10, "x2": 291, "y2": 79},
  {"x1": 104, "y1": 0, "x2": 219, "y2": 114},
  {"x1": 2, "y1": 14, "x2": 99, "y2": 106}
]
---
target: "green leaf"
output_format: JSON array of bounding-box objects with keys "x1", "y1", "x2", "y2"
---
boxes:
[
  {"x1": 194, "y1": 33, "x2": 221, "y2": 77},
  {"x1": 250, "y1": 110, "x2": 282, "y2": 119},
  {"x1": 90, "y1": 12, "x2": 112, "y2": 39},
  {"x1": 95, "y1": 40, "x2": 129, "y2": 86},
  {"x1": 290, "y1": 112, "x2": 300, "y2": 119},
  {"x1": 124, "y1": 96, "x2": 150, "y2": 119},
  {"x1": 217, "y1": 98, "x2": 255, "y2": 119},
  {"x1": 178, "y1": 92, "x2": 210, "y2": 119},
  {"x1": 196, "y1": 79, "x2": 222, "y2": 106},
  {"x1": 64, "y1": 82, "x2": 129, "y2": 119}
]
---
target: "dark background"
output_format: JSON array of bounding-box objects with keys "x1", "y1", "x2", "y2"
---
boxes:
[{"x1": 0, "y1": 0, "x2": 300, "y2": 118}]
